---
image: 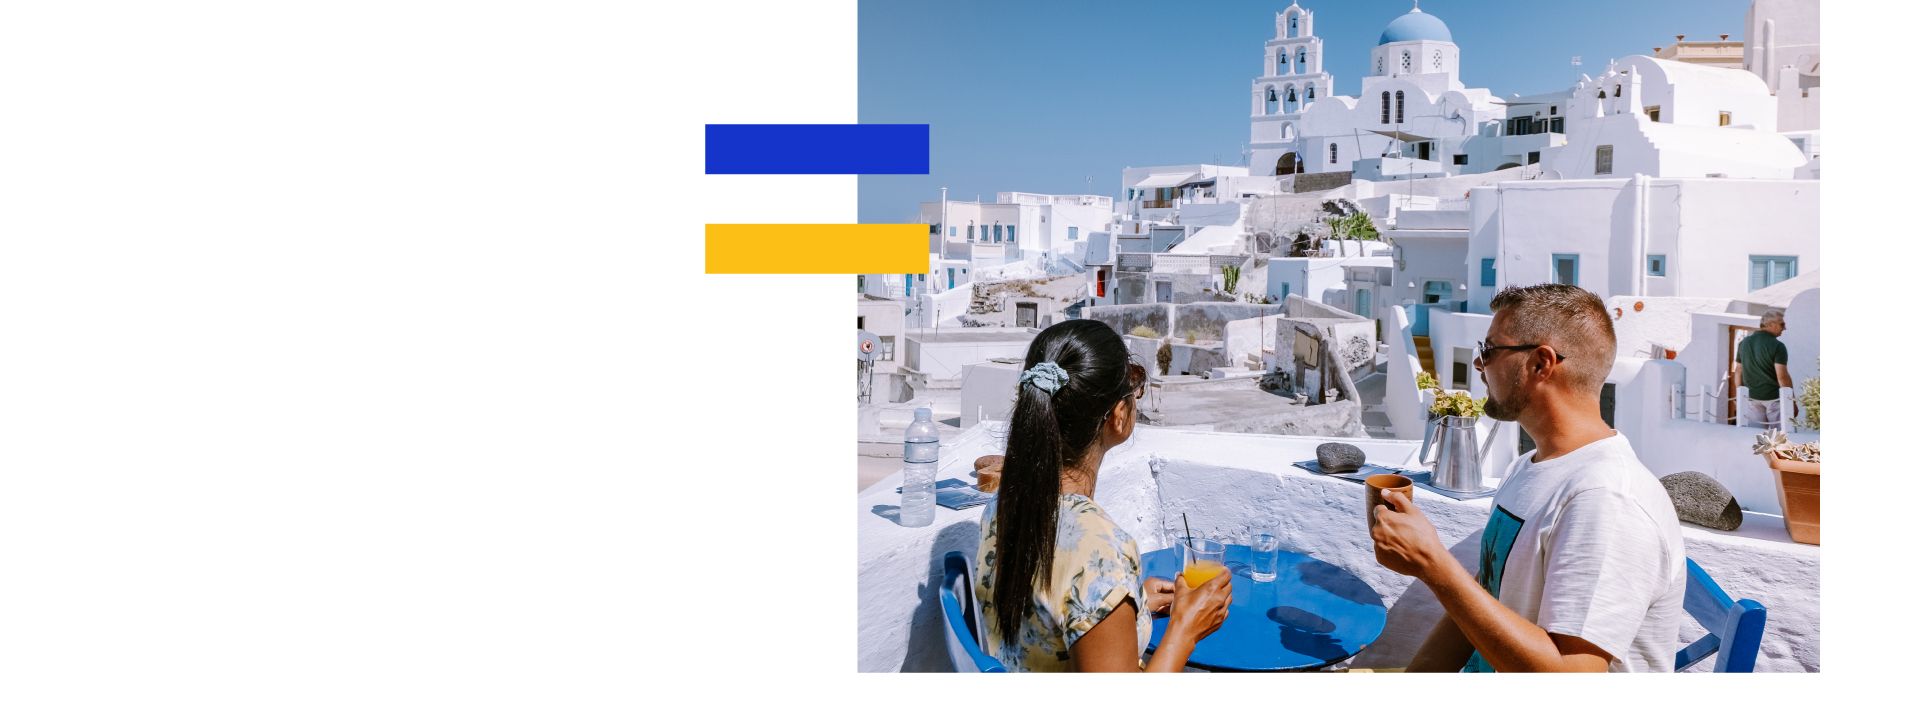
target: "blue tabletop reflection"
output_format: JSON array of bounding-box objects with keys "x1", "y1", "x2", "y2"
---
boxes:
[{"x1": 1144, "y1": 544, "x2": 1387, "y2": 672}]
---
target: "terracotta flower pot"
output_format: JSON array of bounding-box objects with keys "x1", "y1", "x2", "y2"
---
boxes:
[{"x1": 1767, "y1": 454, "x2": 1820, "y2": 545}]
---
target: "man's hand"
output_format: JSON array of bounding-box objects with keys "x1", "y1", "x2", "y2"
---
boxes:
[
  {"x1": 1370, "y1": 488, "x2": 1451, "y2": 581},
  {"x1": 1144, "y1": 577, "x2": 1176, "y2": 616}
]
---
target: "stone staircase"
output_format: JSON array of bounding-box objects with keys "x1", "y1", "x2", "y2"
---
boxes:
[{"x1": 1412, "y1": 335, "x2": 1436, "y2": 377}]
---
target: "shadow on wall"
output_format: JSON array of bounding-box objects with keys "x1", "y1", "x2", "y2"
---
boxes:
[
  {"x1": 1346, "y1": 529, "x2": 1483, "y2": 670},
  {"x1": 900, "y1": 519, "x2": 983, "y2": 672}
]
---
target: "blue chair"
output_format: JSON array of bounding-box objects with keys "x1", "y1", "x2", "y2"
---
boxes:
[
  {"x1": 941, "y1": 551, "x2": 1005, "y2": 673},
  {"x1": 1675, "y1": 558, "x2": 1767, "y2": 672}
]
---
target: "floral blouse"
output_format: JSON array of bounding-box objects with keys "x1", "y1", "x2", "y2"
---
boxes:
[{"x1": 974, "y1": 494, "x2": 1152, "y2": 671}]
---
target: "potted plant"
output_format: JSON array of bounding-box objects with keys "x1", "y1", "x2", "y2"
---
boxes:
[
  {"x1": 1423, "y1": 390, "x2": 1491, "y2": 492},
  {"x1": 1753, "y1": 428, "x2": 1820, "y2": 545}
]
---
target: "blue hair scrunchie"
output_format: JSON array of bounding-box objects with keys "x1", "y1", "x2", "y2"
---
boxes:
[{"x1": 1019, "y1": 361, "x2": 1070, "y2": 396}]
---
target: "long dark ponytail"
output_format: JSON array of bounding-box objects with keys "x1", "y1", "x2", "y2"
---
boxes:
[{"x1": 991, "y1": 319, "x2": 1142, "y2": 642}]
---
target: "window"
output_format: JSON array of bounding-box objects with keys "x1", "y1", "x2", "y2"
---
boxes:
[
  {"x1": 1453, "y1": 154, "x2": 1468, "y2": 166},
  {"x1": 1527, "y1": 150, "x2": 1540, "y2": 164},
  {"x1": 1007, "y1": 226, "x2": 1015, "y2": 244},
  {"x1": 1645, "y1": 105, "x2": 1660, "y2": 122},
  {"x1": 857, "y1": 316, "x2": 865, "y2": 330},
  {"x1": 1401, "y1": 51, "x2": 1411, "y2": 73},
  {"x1": 1647, "y1": 255, "x2": 1666, "y2": 277},
  {"x1": 857, "y1": 275, "x2": 866, "y2": 293},
  {"x1": 1552, "y1": 254, "x2": 1580, "y2": 286},
  {"x1": 993, "y1": 224, "x2": 1002, "y2": 243},
  {"x1": 1550, "y1": 105, "x2": 1558, "y2": 116},
  {"x1": 1380, "y1": 92, "x2": 1391, "y2": 123},
  {"x1": 947, "y1": 268, "x2": 956, "y2": 288},
  {"x1": 1433, "y1": 50, "x2": 1443, "y2": 69},
  {"x1": 1095, "y1": 268, "x2": 1107, "y2": 298},
  {"x1": 1376, "y1": 56, "x2": 1383, "y2": 74},
  {"x1": 1749, "y1": 256, "x2": 1798, "y2": 290},
  {"x1": 1068, "y1": 226, "x2": 1079, "y2": 240},
  {"x1": 1549, "y1": 117, "x2": 1564, "y2": 133},
  {"x1": 1329, "y1": 143, "x2": 1338, "y2": 164},
  {"x1": 1719, "y1": 111, "x2": 1733, "y2": 126},
  {"x1": 1613, "y1": 84, "x2": 1621, "y2": 98},
  {"x1": 1595, "y1": 145, "x2": 1614, "y2": 175},
  {"x1": 1480, "y1": 258, "x2": 1496, "y2": 287},
  {"x1": 1422, "y1": 280, "x2": 1451, "y2": 304},
  {"x1": 1395, "y1": 90, "x2": 1405, "y2": 124},
  {"x1": 879, "y1": 336, "x2": 896, "y2": 362},
  {"x1": 929, "y1": 223, "x2": 940, "y2": 236},
  {"x1": 966, "y1": 223, "x2": 974, "y2": 240},
  {"x1": 949, "y1": 225, "x2": 957, "y2": 237},
  {"x1": 904, "y1": 273, "x2": 913, "y2": 296}
]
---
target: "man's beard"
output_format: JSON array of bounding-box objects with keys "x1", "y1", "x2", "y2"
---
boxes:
[{"x1": 1483, "y1": 377, "x2": 1528, "y2": 421}]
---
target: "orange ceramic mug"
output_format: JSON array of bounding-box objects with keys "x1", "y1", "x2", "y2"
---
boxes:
[{"x1": 1365, "y1": 474, "x2": 1414, "y2": 530}]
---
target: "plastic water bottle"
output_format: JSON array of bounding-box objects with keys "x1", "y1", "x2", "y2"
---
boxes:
[{"x1": 900, "y1": 407, "x2": 939, "y2": 527}]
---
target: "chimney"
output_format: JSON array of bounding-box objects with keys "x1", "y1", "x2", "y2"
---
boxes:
[
  {"x1": 1654, "y1": 47, "x2": 1663, "y2": 53},
  {"x1": 1720, "y1": 34, "x2": 1730, "y2": 41},
  {"x1": 1675, "y1": 34, "x2": 1686, "y2": 42}
]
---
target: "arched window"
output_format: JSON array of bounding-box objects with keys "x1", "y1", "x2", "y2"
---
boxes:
[
  {"x1": 1614, "y1": 84, "x2": 1622, "y2": 98},
  {"x1": 1330, "y1": 143, "x2": 1339, "y2": 164},
  {"x1": 1284, "y1": 86, "x2": 1299, "y2": 114},
  {"x1": 1305, "y1": 83, "x2": 1315, "y2": 102},
  {"x1": 1401, "y1": 51, "x2": 1411, "y2": 73},
  {"x1": 1279, "y1": 52, "x2": 1288, "y2": 72},
  {"x1": 1395, "y1": 90, "x2": 1405, "y2": 124},
  {"x1": 1265, "y1": 86, "x2": 1279, "y2": 115},
  {"x1": 1297, "y1": 48, "x2": 1306, "y2": 69},
  {"x1": 1281, "y1": 122, "x2": 1295, "y2": 140},
  {"x1": 1381, "y1": 92, "x2": 1391, "y2": 124},
  {"x1": 1288, "y1": 16, "x2": 1298, "y2": 38}
]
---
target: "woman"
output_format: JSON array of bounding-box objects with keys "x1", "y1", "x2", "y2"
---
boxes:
[{"x1": 975, "y1": 320, "x2": 1231, "y2": 671}]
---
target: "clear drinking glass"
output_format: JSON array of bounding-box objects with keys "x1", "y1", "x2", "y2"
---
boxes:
[
  {"x1": 1181, "y1": 538, "x2": 1227, "y2": 588},
  {"x1": 1249, "y1": 529, "x2": 1282, "y2": 583}
]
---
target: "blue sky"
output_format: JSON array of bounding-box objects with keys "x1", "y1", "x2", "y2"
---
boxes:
[{"x1": 858, "y1": 0, "x2": 1753, "y2": 222}]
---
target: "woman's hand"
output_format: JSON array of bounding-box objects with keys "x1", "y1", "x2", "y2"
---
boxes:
[
  {"x1": 1164, "y1": 569, "x2": 1232, "y2": 645},
  {"x1": 1144, "y1": 577, "x2": 1176, "y2": 616}
]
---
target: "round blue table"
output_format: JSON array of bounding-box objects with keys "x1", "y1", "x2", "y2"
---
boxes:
[{"x1": 1143, "y1": 544, "x2": 1387, "y2": 672}]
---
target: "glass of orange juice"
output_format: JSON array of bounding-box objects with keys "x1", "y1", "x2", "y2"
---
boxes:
[{"x1": 1181, "y1": 538, "x2": 1227, "y2": 588}]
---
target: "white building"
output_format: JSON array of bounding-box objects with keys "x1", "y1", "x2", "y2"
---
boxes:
[
  {"x1": 1744, "y1": 0, "x2": 1819, "y2": 133},
  {"x1": 1466, "y1": 177, "x2": 1818, "y2": 311},
  {"x1": 1121, "y1": 164, "x2": 1248, "y2": 223},
  {"x1": 1540, "y1": 56, "x2": 1805, "y2": 181},
  {"x1": 1253, "y1": 4, "x2": 1511, "y2": 179},
  {"x1": 857, "y1": 295, "x2": 909, "y2": 403}
]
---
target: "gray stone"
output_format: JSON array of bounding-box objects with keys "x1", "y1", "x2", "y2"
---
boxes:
[
  {"x1": 1316, "y1": 442, "x2": 1366, "y2": 473},
  {"x1": 1660, "y1": 471, "x2": 1744, "y2": 531}
]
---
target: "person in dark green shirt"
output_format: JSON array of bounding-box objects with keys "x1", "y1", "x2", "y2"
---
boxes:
[{"x1": 1732, "y1": 310, "x2": 1793, "y2": 429}]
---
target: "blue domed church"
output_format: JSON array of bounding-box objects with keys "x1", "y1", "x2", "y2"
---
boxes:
[{"x1": 1250, "y1": 3, "x2": 1513, "y2": 180}]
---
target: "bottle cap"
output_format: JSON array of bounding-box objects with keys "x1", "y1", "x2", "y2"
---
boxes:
[{"x1": 914, "y1": 407, "x2": 932, "y2": 421}]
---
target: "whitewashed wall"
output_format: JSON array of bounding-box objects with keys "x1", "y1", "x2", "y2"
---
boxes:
[{"x1": 912, "y1": 338, "x2": 1034, "y2": 383}]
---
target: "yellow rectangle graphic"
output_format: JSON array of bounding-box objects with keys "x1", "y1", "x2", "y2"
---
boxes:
[{"x1": 705, "y1": 224, "x2": 930, "y2": 274}]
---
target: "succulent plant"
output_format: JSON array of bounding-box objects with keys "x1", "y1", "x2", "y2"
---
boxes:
[
  {"x1": 1429, "y1": 390, "x2": 1485, "y2": 418},
  {"x1": 1754, "y1": 428, "x2": 1820, "y2": 463},
  {"x1": 1416, "y1": 371, "x2": 1439, "y2": 391}
]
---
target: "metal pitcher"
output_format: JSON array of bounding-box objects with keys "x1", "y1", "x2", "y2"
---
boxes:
[{"x1": 1419, "y1": 415, "x2": 1501, "y2": 493}]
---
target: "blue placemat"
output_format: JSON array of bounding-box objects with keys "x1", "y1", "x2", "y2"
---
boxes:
[
  {"x1": 896, "y1": 477, "x2": 993, "y2": 510},
  {"x1": 1290, "y1": 461, "x2": 1495, "y2": 501}
]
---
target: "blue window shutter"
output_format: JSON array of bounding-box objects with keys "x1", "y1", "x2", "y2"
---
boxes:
[
  {"x1": 1480, "y1": 258, "x2": 1496, "y2": 286},
  {"x1": 1008, "y1": 226, "x2": 1016, "y2": 243}
]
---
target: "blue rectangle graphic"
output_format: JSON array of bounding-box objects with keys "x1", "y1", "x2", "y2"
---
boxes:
[{"x1": 705, "y1": 124, "x2": 930, "y2": 174}]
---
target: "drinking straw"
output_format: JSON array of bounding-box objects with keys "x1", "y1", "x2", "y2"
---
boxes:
[{"x1": 1182, "y1": 512, "x2": 1194, "y2": 549}]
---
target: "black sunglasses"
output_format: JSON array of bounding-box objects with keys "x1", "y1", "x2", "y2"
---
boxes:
[{"x1": 1475, "y1": 340, "x2": 1567, "y2": 367}]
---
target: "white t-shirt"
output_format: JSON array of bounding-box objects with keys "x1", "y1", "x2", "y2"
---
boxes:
[{"x1": 1460, "y1": 433, "x2": 1686, "y2": 673}]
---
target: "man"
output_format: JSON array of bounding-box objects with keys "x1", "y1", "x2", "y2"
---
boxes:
[
  {"x1": 1371, "y1": 284, "x2": 1685, "y2": 672},
  {"x1": 1733, "y1": 310, "x2": 1793, "y2": 429}
]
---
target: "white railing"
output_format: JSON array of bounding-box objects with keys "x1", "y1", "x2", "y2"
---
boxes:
[{"x1": 1672, "y1": 382, "x2": 1800, "y2": 431}]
